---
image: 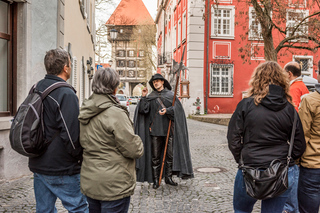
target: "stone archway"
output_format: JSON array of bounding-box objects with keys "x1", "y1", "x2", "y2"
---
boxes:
[{"x1": 131, "y1": 83, "x2": 145, "y2": 96}]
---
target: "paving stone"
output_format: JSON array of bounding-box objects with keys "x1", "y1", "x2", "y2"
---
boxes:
[{"x1": 0, "y1": 119, "x2": 262, "y2": 212}]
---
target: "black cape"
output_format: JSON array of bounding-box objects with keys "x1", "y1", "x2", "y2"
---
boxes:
[{"x1": 134, "y1": 89, "x2": 194, "y2": 183}]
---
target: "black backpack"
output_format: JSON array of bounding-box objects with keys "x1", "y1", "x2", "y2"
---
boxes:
[{"x1": 9, "y1": 81, "x2": 75, "y2": 158}]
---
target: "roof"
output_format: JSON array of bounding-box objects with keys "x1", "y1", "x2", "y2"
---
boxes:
[{"x1": 106, "y1": 0, "x2": 154, "y2": 26}]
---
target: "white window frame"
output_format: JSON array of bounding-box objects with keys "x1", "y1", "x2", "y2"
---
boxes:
[
  {"x1": 289, "y1": 0, "x2": 306, "y2": 8},
  {"x1": 182, "y1": 12, "x2": 186, "y2": 42},
  {"x1": 128, "y1": 50, "x2": 135, "y2": 57},
  {"x1": 210, "y1": 64, "x2": 234, "y2": 97},
  {"x1": 211, "y1": 5, "x2": 235, "y2": 39},
  {"x1": 178, "y1": 20, "x2": 181, "y2": 46},
  {"x1": 293, "y1": 55, "x2": 313, "y2": 76},
  {"x1": 286, "y1": 9, "x2": 309, "y2": 42},
  {"x1": 173, "y1": 26, "x2": 176, "y2": 50},
  {"x1": 248, "y1": 7, "x2": 263, "y2": 40}
]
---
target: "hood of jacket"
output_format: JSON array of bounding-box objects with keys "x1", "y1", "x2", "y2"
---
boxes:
[
  {"x1": 78, "y1": 93, "x2": 126, "y2": 125},
  {"x1": 260, "y1": 84, "x2": 288, "y2": 111}
]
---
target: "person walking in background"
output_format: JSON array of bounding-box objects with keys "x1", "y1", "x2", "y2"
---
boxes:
[
  {"x1": 227, "y1": 61, "x2": 306, "y2": 213},
  {"x1": 78, "y1": 67, "x2": 144, "y2": 213},
  {"x1": 284, "y1": 61, "x2": 309, "y2": 112},
  {"x1": 134, "y1": 74, "x2": 193, "y2": 189},
  {"x1": 283, "y1": 61, "x2": 309, "y2": 213},
  {"x1": 297, "y1": 60, "x2": 320, "y2": 213},
  {"x1": 29, "y1": 49, "x2": 88, "y2": 213}
]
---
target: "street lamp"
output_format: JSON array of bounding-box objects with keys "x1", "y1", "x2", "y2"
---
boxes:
[
  {"x1": 180, "y1": 78, "x2": 190, "y2": 99},
  {"x1": 87, "y1": 57, "x2": 93, "y2": 80},
  {"x1": 110, "y1": 29, "x2": 118, "y2": 43}
]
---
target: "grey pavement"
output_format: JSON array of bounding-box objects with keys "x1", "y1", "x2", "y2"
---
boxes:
[{"x1": 0, "y1": 113, "x2": 261, "y2": 212}]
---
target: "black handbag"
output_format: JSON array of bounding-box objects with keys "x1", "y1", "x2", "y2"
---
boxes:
[{"x1": 240, "y1": 112, "x2": 297, "y2": 200}]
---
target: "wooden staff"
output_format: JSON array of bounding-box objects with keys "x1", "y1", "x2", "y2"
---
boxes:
[{"x1": 159, "y1": 46, "x2": 186, "y2": 185}]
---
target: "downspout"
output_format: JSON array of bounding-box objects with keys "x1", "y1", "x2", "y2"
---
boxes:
[
  {"x1": 163, "y1": 3, "x2": 166, "y2": 65},
  {"x1": 205, "y1": 0, "x2": 210, "y2": 113}
]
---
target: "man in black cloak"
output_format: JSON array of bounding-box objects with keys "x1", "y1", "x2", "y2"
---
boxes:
[{"x1": 134, "y1": 74, "x2": 194, "y2": 189}]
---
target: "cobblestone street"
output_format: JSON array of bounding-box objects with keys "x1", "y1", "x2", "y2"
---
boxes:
[{"x1": 0, "y1": 119, "x2": 261, "y2": 212}]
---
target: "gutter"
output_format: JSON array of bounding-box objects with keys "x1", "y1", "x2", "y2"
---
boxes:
[{"x1": 155, "y1": 0, "x2": 169, "y2": 24}]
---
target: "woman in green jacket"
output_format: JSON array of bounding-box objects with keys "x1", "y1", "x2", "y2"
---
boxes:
[{"x1": 78, "y1": 67, "x2": 144, "y2": 213}]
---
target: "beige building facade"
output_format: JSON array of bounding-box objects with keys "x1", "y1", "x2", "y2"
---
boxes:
[{"x1": 0, "y1": 0, "x2": 95, "y2": 180}]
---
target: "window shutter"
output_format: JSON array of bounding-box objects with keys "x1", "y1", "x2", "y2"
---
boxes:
[
  {"x1": 71, "y1": 57, "x2": 77, "y2": 89},
  {"x1": 79, "y1": 58, "x2": 84, "y2": 106}
]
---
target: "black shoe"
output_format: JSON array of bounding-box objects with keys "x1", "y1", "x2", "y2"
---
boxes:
[
  {"x1": 165, "y1": 177, "x2": 178, "y2": 186},
  {"x1": 153, "y1": 179, "x2": 160, "y2": 189},
  {"x1": 153, "y1": 183, "x2": 160, "y2": 189}
]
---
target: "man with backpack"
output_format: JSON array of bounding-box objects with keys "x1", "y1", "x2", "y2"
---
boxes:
[{"x1": 28, "y1": 49, "x2": 88, "y2": 212}]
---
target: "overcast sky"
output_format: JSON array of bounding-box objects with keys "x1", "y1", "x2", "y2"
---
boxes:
[{"x1": 142, "y1": 0, "x2": 157, "y2": 19}]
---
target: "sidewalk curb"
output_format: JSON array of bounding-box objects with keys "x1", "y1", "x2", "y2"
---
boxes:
[{"x1": 189, "y1": 115, "x2": 231, "y2": 126}]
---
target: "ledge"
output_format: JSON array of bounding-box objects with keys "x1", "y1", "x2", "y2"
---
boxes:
[
  {"x1": 0, "y1": 117, "x2": 13, "y2": 131},
  {"x1": 189, "y1": 114, "x2": 231, "y2": 126}
]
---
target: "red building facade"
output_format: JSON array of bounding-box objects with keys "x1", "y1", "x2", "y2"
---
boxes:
[{"x1": 156, "y1": 0, "x2": 320, "y2": 114}]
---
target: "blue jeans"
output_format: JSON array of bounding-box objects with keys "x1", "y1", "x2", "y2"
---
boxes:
[
  {"x1": 233, "y1": 166, "x2": 295, "y2": 213},
  {"x1": 283, "y1": 164, "x2": 300, "y2": 213},
  {"x1": 298, "y1": 166, "x2": 320, "y2": 213},
  {"x1": 33, "y1": 173, "x2": 88, "y2": 213},
  {"x1": 86, "y1": 196, "x2": 131, "y2": 213}
]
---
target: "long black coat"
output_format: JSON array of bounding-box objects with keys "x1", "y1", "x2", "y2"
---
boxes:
[{"x1": 134, "y1": 89, "x2": 194, "y2": 183}]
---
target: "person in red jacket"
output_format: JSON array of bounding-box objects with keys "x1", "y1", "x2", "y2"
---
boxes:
[
  {"x1": 284, "y1": 61, "x2": 309, "y2": 112},
  {"x1": 283, "y1": 61, "x2": 309, "y2": 213}
]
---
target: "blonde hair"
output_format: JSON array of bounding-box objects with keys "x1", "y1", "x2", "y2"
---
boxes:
[{"x1": 246, "y1": 61, "x2": 292, "y2": 105}]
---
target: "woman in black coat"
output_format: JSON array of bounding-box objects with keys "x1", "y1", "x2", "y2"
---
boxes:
[{"x1": 227, "y1": 61, "x2": 306, "y2": 213}]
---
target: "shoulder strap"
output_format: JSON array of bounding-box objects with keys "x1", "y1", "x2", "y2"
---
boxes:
[
  {"x1": 29, "y1": 83, "x2": 37, "y2": 95},
  {"x1": 40, "y1": 82, "x2": 76, "y2": 100},
  {"x1": 287, "y1": 112, "x2": 298, "y2": 163}
]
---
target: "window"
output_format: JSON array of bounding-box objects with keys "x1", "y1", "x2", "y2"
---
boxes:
[
  {"x1": 0, "y1": 1, "x2": 15, "y2": 116},
  {"x1": 139, "y1": 60, "x2": 144, "y2": 67},
  {"x1": 128, "y1": 70, "x2": 135, "y2": 78},
  {"x1": 248, "y1": 7, "x2": 263, "y2": 40},
  {"x1": 286, "y1": 9, "x2": 309, "y2": 41},
  {"x1": 293, "y1": 55, "x2": 313, "y2": 76},
  {"x1": 173, "y1": 26, "x2": 176, "y2": 50},
  {"x1": 118, "y1": 50, "x2": 125, "y2": 57},
  {"x1": 128, "y1": 50, "x2": 135, "y2": 57},
  {"x1": 118, "y1": 70, "x2": 124, "y2": 77},
  {"x1": 211, "y1": 6, "x2": 235, "y2": 39},
  {"x1": 210, "y1": 64, "x2": 233, "y2": 96},
  {"x1": 118, "y1": 60, "x2": 125, "y2": 67},
  {"x1": 289, "y1": 0, "x2": 306, "y2": 8},
  {"x1": 139, "y1": 50, "x2": 144, "y2": 57},
  {"x1": 182, "y1": 12, "x2": 186, "y2": 41},
  {"x1": 127, "y1": 60, "x2": 135, "y2": 68},
  {"x1": 138, "y1": 71, "x2": 145, "y2": 77},
  {"x1": 178, "y1": 20, "x2": 181, "y2": 45}
]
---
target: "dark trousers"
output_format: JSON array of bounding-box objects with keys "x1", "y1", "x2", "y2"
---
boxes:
[
  {"x1": 298, "y1": 166, "x2": 320, "y2": 213},
  {"x1": 86, "y1": 196, "x2": 130, "y2": 213},
  {"x1": 151, "y1": 136, "x2": 173, "y2": 181}
]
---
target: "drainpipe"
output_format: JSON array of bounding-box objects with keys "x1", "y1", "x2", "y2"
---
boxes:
[
  {"x1": 163, "y1": 2, "x2": 166, "y2": 66},
  {"x1": 205, "y1": 0, "x2": 210, "y2": 113}
]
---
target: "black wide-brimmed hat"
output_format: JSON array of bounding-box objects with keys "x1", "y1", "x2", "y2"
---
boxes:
[{"x1": 148, "y1": 73, "x2": 172, "y2": 91}]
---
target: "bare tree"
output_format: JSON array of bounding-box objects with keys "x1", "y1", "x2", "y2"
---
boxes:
[
  {"x1": 95, "y1": 0, "x2": 117, "y2": 63},
  {"x1": 131, "y1": 24, "x2": 157, "y2": 72},
  {"x1": 216, "y1": 0, "x2": 320, "y2": 62}
]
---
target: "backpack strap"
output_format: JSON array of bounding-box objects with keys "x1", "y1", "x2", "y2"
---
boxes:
[
  {"x1": 40, "y1": 82, "x2": 76, "y2": 100},
  {"x1": 29, "y1": 83, "x2": 37, "y2": 95}
]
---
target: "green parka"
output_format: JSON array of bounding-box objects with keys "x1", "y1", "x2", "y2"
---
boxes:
[{"x1": 78, "y1": 93, "x2": 144, "y2": 201}]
